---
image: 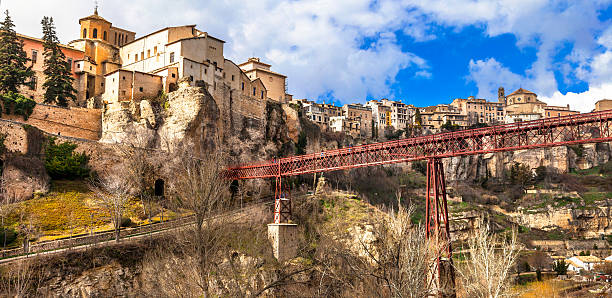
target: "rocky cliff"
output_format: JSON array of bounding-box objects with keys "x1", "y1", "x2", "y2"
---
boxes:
[{"x1": 445, "y1": 143, "x2": 612, "y2": 181}]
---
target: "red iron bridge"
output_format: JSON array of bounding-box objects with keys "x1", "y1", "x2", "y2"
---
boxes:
[{"x1": 227, "y1": 109, "x2": 612, "y2": 296}]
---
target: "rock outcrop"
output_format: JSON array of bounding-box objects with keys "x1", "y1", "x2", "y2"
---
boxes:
[
  {"x1": 445, "y1": 143, "x2": 612, "y2": 181},
  {"x1": 1, "y1": 154, "x2": 50, "y2": 201}
]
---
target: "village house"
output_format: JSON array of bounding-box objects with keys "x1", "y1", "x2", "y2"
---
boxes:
[
  {"x1": 419, "y1": 104, "x2": 467, "y2": 130},
  {"x1": 239, "y1": 58, "x2": 291, "y2": 103},
  {"x1": 450, "y1": 94, "x2": 505, "y2": 126},
  {"x1": 329, "y1": 116, "x2": 361, "y2": 138},
  {"x1": 17, "y1": 33, "x2": 86, "y2": 104},
  {"x1": 594, "y1": 99, "x2": 612, "y2": 112},
  {"x1": 342, "y1": 103, "x2": 372, "y2": 137},
  {"x1": 566, "y1": 256, "x2": 602, "y2": 273}
]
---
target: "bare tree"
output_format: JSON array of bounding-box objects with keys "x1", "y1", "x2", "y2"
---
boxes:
[
  {"x1": 119, "y1": 129, "x2": 157, "y2": 227},
  {"x1": 166, "y1": 146, "x2": 232, "y2": 294},
  {"x1": 0, "y1": 258, "x2": 35, "y2": 296},
  {"x1": 457, "y1": 218, "x2": 521, "y2": 298},
  {"x1": 89, "y1": 169, "x2": 132, "y2": 242}
]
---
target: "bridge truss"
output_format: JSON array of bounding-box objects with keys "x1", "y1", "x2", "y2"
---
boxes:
[{"x1": 227, "y1": 109, "x2": 612, "y2": 296}]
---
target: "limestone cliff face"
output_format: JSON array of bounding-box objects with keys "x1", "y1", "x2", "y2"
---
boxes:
[
  {"x1": 100, "y1": 84, "x2": 299, "y2": 167},
  {"x1": 514, "y1": 203, "x2": 612, "y2": 238},
  {"x1": 444, "y1": 143, "x2": 612, "y2": 181}
]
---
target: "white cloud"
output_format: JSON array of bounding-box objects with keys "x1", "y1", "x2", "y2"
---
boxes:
[
  {"x1": 1, "y1": 0, "x2": 434, "y2": 104},
  {"x1": 540, "y1": 83, "x2": 612, "y2": 113},
  {"x1": 467, "y1": 58, "x2": 525, "y2": 99}
]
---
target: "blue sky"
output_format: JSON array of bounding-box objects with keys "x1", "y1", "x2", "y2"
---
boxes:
[{"x1": 3, "y1": 0, "x2": 612, "y2": 112}]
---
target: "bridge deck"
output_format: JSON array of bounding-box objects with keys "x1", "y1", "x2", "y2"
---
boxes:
[{"x1": 228, "y1": 109, "x2": 612, "y2": 179}]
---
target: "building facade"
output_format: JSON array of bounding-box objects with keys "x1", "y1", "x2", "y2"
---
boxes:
[
  {"x1": 342, "y1": 103, "x2": 372, "y2": 137},
  {"x1": 450, "y1": 96, "x2": 505, "y2": 125},
  {"x1": 239, "y1": 58, "x2": 290, "y2": 103},
  {"x1": 17, "y1": 34, "x2": 86, "y2": 104},
  {"x1": 419, "y1": 104, "x2": 467, "y2": 130}
]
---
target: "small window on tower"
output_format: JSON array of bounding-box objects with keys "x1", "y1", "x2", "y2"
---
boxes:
[
  {"x1": 231, "y1": 75, "x2": 234, "y2": 81},
  {"x1": 93, "y1": 28, "x2": 97, "y2": 38},
  {"x1": 103, "y1": 31, "x2": 107, "y2": 41},
  {"x1": 83, "y1": 28, "x2": 87, "y2": 38},
  {"x1": 241, "y1": 82, "x2": 244, "y2": 91},
  {"x1": 169, "y1": 52, "x2": 175, "y2": 63},
  {"x1": 139, "y1": 87, "x2": 143, "y2": 92}
]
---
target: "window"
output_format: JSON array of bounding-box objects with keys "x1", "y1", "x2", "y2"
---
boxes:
[
  {"x1": 122, "y1": 90, "x2": 126, "y2": 96},
  {"x1": 93, "y1": 28, "x2": 97, "y2": 38},
  {"x1": 241, "y1": 82, "x2": 244, "y2": 91},
  {"x1": 101, "y1": 82, "x2": 104, "y2": 87},
  {"x1": 114, "y1": 32, "x2": 117, "y2": 44},
  {"x1": 171, "y1": 73, "x2": 176, "y2": 78},
  {"x1": 253, "y1": 87, "x2": 256, "y2": 96},
  {"x1": 67, "y1": 58, "x2": 72, "y2": 69},
  {"x1": 135, "y1": 54, "x2": 138, "y2": 61},
  {"x1": 83, "y1": 28, "x2": 87, "y2": 38},
  {"x1": 31, "y1": 50, "x2": 37, "y2": 64},
  {"x1": 190, "y1": 75, "x2": 194, "y2": 82},
  {"x1": 139, "y1": 87, "x2": 143, "y2": 92},
  {"x1": 123, "y1": 76, "x2": 126, "y2": 80},
  {"x1": 147, "y1": 50, "x2": 151, "y2": 58},
  {"x1": 103, "y1": 31, "x2": 107, "y2": 41},
  {"x1": 169, "y1": 52, "x2": 175, "y2": 63},
  {"x1": 261, "y1": 90, "x2": 264, "y2": 99},
  {"x1": 204, "y1": 68, "x2": 207, "y2": 74},
  {"x1": 231, "y1": 74, "x2": 235, "y2": 81},
  {"x1": 141, "y1": 52, "x2": 144, "y2": 60},
  {"x1": 153, "y1": 46, "x2": 157, "y2": 55}
]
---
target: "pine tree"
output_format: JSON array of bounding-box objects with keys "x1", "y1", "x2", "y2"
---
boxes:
[
  {"x1": 41, "y1": 17, "x2": 76, "y2": 107},
  {"x1": 0, "y1": 10, "x2": 34, "y2": 93}
]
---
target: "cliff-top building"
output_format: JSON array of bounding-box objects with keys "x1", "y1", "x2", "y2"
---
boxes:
[
  {"x1": 239, "y1": 58, "x2": 291, "y2": 103},
  {"x1": 17, "y1": 33, "x2": 85, "y2": 103},
  {"x1": 503, "y1": 87, "x2": 578, "y2": 123}
]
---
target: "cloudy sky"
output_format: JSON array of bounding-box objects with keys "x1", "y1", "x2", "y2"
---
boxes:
[{"x1": 3, "y1": 0, "x2": 612, "y2": 112}]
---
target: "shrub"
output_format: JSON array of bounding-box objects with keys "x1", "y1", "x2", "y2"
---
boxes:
[
  {"x1": 120, "y1": 217, "x2": 134, "y2": 228},
  {"x1": 411, "y1": 160, "x2": 427, "y2": 176},
  {"x1": 0, "y1": 91, "x2": 36, "y2": 120},
  {"x1": 44, "y1": 137, "x2": 91, "y2": 180},
  {"x1": 553, "y1": 260, "x2": 569, "y2": 275},
  {"x1": 506, "y1": 162, "x2": 533, "y2": 187}
]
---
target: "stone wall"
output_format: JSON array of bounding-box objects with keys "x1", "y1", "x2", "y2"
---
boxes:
[{"x1": 2, "y1": 104, "x2": 102, "y2": 140}]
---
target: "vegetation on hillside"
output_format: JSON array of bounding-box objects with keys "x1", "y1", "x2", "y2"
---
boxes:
[
  {"x1": 0, "y1": 92, "x2": 36, "y2": 120},
  {"x1": 44, "y1": 137, "x2": 90, "y2": 180}
]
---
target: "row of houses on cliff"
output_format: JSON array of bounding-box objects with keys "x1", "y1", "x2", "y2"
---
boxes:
[
  {"x1": 16, "y1": 8, "x2": 292, "y2": 111},
  {"x1": 10, "y1": 7, "x2": 611, "y2": 143},
  {"x1": 291, "y1": 86, "x2": 593, "y2": 139}
]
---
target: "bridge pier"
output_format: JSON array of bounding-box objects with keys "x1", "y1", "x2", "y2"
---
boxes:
[
  {"x1": 268, "y1": 175, "x2": 298, "y2": 261},
  {"x1": 426, "y1": 158, "x2": 456, "y2": 297}
]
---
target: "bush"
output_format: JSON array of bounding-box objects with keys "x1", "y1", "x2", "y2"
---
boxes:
[
  {"x1": 411, "y1": 160, "x2": 427, "y2": 176},
  {"x1": 0, "y1": 92, "x2": 36, "y2": 120},
  {"x1": 44, "y1": 137, "x2": 91, "y2": 180},
  {"x1": 120, "y1": 217, "x2": 134, "y2": 228}
]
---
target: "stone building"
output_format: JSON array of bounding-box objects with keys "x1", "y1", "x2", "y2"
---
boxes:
[
  {"x1": 342, "y1": 103, "x2": 372, "y2": 137},
  {"x1": 419, "y1": 104, "x2": 467, "y2": 130},
  {"x1": 329, "y1": 116, "x2": 361, "y2": 137},
  {"x1": 68, "y1": 8, "x2": 135, "y2": 101},
  {"x1": 17, "y1": 33, "x2": 85, "y2": 104},
  {"x1": 301, "y1": 100, "x2": 342, "y2": 131},
  {"x1": 450, "y1": 96, "x2": 505, "y2": 125},
  {"x1": 503, "y1": 88, "x2": 578, "y2": 121},
  {"x1": 594, "y1": 99, "x2": 612, "y2": 112},
  {"x1": 365, "y1": 99, "x2": 392, "y2": 136},
  {"x1": 239, "y1": 58, "x2": 291, "y2": 103}
]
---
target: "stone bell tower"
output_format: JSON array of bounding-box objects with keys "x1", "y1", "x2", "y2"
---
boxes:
[{"x1": 498, "y1": 86, "x2": 506, "y2": 105}]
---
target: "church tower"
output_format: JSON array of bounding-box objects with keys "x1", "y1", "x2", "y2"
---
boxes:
[{"x1": 498, "y1": 87, "x2": 506, "y2": 105}]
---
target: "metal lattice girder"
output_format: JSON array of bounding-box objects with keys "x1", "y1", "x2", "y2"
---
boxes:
[{"x1": 227, "y1": 110, "x2": 612, "y2": 180}]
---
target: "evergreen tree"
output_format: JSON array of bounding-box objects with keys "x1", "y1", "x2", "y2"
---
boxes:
[
  {"x1": 41, "y1": 17, "x2": 76, "y2": 107},
  {"x1": 0, "y1": 10, "x2": 34, "y2": 93}
]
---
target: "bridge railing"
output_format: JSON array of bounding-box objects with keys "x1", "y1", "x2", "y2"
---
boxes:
[{"x1": 227, "y1": 109, "x2": 612, "y2": 179}]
